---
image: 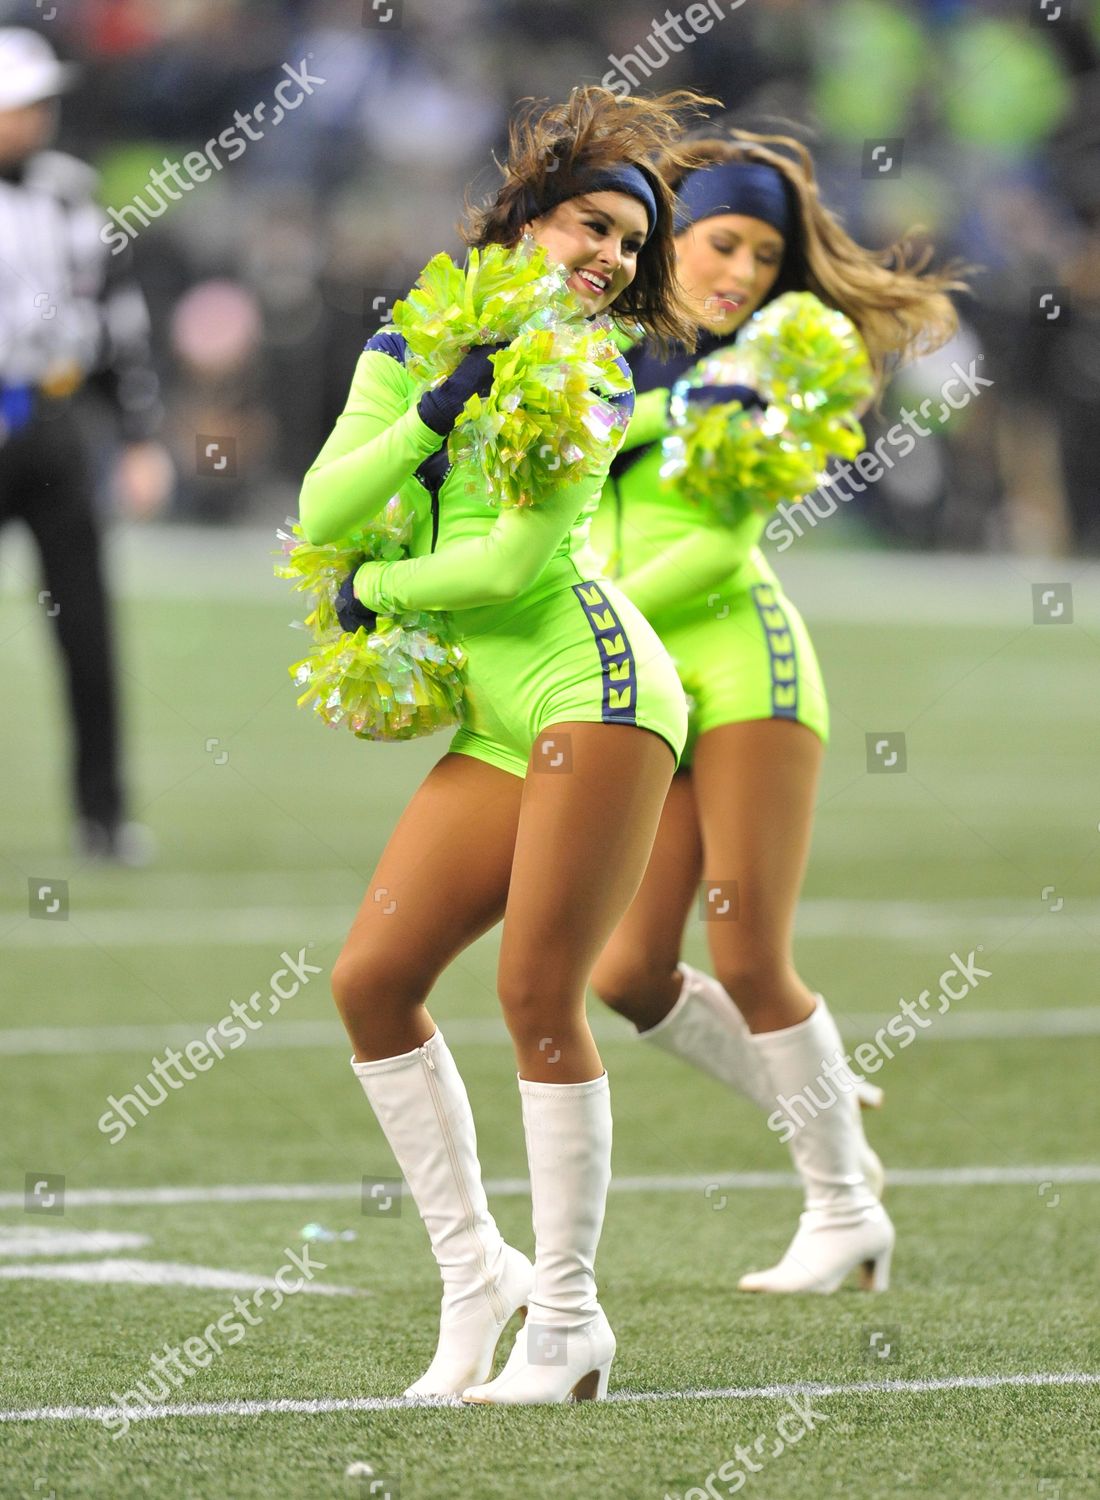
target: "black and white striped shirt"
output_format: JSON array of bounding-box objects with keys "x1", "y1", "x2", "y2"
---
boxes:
[{"x1": 0, "y1": 148, "x2": 160, "y2": 440}]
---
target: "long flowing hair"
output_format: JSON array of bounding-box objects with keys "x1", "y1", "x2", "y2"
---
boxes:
[
  {"x1": 463, "y1": 87, "x2": 717, "y2": 355},
  {"x1": 655, "y1": 129, "x2": 973, "y2": 390}
]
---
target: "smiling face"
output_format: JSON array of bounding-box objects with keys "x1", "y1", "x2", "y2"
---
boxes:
[
  {"x1": 523, "y1": 190, "x2": 649, "y2": 316},
  {"x1": 675, "y1": 212, "x2": 786, "y2": 335}
]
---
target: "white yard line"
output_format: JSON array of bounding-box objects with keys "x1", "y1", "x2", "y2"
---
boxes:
[
  {"x1": 3, "y1": 868, "x2": 1092, "y2": 912},
  {"x1": 3, "y1": 1006, "x2": 1099, "y2": 1058},
  {"x1": 0, "y1": 1229, "x2": 150, "y2": 1256},
  {"x1": 2, "y1": 898, "x2": 1097, "y2": 948},
  {"x1": 2, "y1": 1370, "x2": 1097, "y2": 1424},
  {"x1": 0, "y1": 1164, "x2": 1097, "y2": 1212},
  {"x1": 1, "y1": 908, "x2": 334, "y2": 947},
  {"x1": 0, "y1": 1021, "x2": 346, "y2": 1054},
  {"x1": 0, "y1": 894, "x2": 1092, "y2": 942},
  {"x1": 0, "y1": 1259, "x2": 361, "y2": 1293}
]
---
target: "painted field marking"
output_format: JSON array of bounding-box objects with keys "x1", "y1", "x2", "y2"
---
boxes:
[
  {"x1": 0, "y1": 1163, "x2": 1097, "y2": 1213},
  {"x1": 3, "y1": 1006, "x2": 1100, "y2": 1058},
  {"x1": 0, "y1": 1259, "x2": 363, "y2": 1293},
  {"x1": 1, "y1": 897, "x2": 1097, "y2": 948},
  {"x1": 0, "y1": 1228, "x2": 150, "y2": 1256},
  {"x1": 2, "y1": 1370, "x2": 1098, "y2": 1424}
]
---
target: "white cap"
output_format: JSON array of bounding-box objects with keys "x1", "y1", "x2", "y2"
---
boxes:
[{"x1": 0, "y1": 28, "x2": 78, "y2": 110}]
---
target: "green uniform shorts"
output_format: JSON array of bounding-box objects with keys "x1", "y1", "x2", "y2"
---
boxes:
[
  {"x1": 658, "y1": 579, "x2": 829, "y2": 765},
  {"x1": 448, "y1": 574, "x2": 689, "y2": 779}
]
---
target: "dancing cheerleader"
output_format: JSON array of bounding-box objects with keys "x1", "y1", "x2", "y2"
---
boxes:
[
  {"x1": 298, "y1": 88, "x2": 706, "y2": 1403},
  {"x1": 589, "y1": 131, "x2": 967, "y2": 1293}
]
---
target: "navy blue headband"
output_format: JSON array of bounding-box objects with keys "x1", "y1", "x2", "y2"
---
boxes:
[
  {"x1": 528, "y1": 162, "x2": 659, "y2": 242},
  {"x1": 675, "y1": 161, "x2": 792, "y2": 239}
]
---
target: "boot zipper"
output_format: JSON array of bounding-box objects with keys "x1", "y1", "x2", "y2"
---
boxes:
[{"x1": 422, "y1": 1045, "x2": 506, "y2": 1323}]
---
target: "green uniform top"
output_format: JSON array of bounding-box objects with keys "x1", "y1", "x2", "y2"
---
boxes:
[
  {"x1": 299, "y1": 328, "x2": 634, "y2": 630},
  {"x1": 590, "y1": 339, "x2": 778, "y2": 631}
]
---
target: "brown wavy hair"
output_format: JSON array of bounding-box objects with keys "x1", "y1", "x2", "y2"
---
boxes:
[
  {"x1": 654, "y1": 129, "x2": 973, "y2": 391},
  {"x1": 463, "y1": 87, "x2": 717, "y2": 356}
]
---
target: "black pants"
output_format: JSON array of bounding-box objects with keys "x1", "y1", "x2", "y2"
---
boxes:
[{"x1": 0, "y1": 404, "x2": 124, "y2": 825}]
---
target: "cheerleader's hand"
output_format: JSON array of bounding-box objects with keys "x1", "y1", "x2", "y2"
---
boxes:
[
  {"x1": 335, "y1": 569, "x2": 378, "y2": 635},
  {"x1": 417, "y1": 342, "x2": 509, "y2": 438},
  {"x1": 685, "y1": 382, "x2": 767, "y2": 413}
]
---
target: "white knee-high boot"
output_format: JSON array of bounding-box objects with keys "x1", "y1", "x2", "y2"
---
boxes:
[
  {"x1": 351, "y1": 1030, "x2": 532, "y2": 1396},
  {"x1": 640, "y1": 963, "x2": 776, "y2": 1110},
  {"x1": 739, "y1": 999, "x2": 894, "y2": 1293},
  {"x1": 640, "y1": 967, "x2": 884, "y2": 1197},
  {"x1": 644, "y1": 965, "x2": 884, "y2": 1116},
  {"x1": 463, "y1": 1073, "x2": 616, "y2": 1405}
]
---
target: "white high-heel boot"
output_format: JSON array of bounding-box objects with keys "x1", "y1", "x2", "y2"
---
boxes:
[
  {"x1": 463, "y1": 1073, "x2": 615, "y2": 1406},
  {"x1": 352, "y1": 1030, "x2": 533, "y2": 1397},
  {"x1": 738, "y1": 999, "x2": 894, "y2": 1293},
  {"x1": 641, "y1": 967, "x2": 885, "y2": 1195}
]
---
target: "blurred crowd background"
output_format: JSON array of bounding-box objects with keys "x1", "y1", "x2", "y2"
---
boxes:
[{"x1": 8, "y1": 0, "x2": 1100, "y2": 552}]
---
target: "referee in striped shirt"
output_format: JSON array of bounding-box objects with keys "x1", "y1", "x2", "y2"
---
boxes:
[{"x1": 0, "y1": 29, "x2": 172, "y2": 865}]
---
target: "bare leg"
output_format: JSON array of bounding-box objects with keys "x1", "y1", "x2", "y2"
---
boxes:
[
  {"x1": 692, "y1": 718, "x2": 823, "y2": 1033},
  {"x1": 590, "y1": 718, "x2": 823, "y2": 1034},
  {"x1": 464, "y1": 720, "x2": 675, "y2": 1404},
  {"x1": 582, "y1": 717, "x2": 889, "y2": 1292},
  {"x1": 497, "y1": 721, "x2": 676, "y2": 1082},
  {"x1": 588, "y1": 771, "x2": 701, "y2": 1029},
  {"x1": 332, "y1": 752, "x2": 523, "y2": 1059},
  {"x1": 336, "y1": 753, "x2": 529, "y2": 1397},
  {"x1": 689, "y1": 726, "x2": 889, "y2": 1291}
]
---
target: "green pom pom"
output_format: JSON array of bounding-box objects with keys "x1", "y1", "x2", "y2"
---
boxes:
[
  {"x1": 663, "y1": 403, "x2": 825, "y2": 524},
  {"x1": 394, "y1": 242, "x2": 630, "y2": 508},
  {"x1": 275, "y1": 497, "x2": 409, "y2": 637},
  {"x1": 449, "y1": 317, "x2": 632, "y2": 508},
  {"x1": 738, "y1": 291, "x2": 873, "y2": 457},
  {"x1": 275, "y1": 498, "x2": 467, "y2": 743},
  {"x1": 288, "y1": 614, "x2": 468, "y2": 743},
  {"x1": 662, "y1": 292, "x2": 873, "y2": 522},
  {"x1": 392, "y1": 241, "x2": 577, "y2": 392}
]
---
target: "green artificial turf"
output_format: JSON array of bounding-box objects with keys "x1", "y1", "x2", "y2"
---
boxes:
[{"x1": 0, "y1": 538, "x2": 1097, "y2": 1497}]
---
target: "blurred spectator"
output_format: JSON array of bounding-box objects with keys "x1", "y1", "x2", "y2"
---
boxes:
[
  {"x1": 0, "y1": 0, "x2": 1092, "y2": 551},
  {"x1": 165, "y1": 279, "x2": 271, "y2": 521}
]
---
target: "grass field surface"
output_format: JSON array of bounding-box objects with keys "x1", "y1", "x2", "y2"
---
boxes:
[{"x1": 1, "y1": 529, "x2": 1097, "y2": 1498}]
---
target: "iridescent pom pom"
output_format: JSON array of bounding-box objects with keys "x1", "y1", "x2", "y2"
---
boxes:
[
  {"x1": 738, "y1": 291, "x2": 874, "y2": 456},
  {"x1": 392, "y1": 240, "x2": 577, "y2": 393},
  {"x1": 662, "y1": 292, "x2": 873, "y2": 523},
  {"x1": 288, "y1": 614, "x2": 467, "y2": 743},
  {"x1": 275, "y1": 497, "x2": 409, "y2": 638},
  {"x1": 275, "y1": 500, "x2": 467, "y2": 743},
  {"x1": 393, "y1": 243, "x2": 630, "y2": 508},
  {"x1": 662, "y1": 403, "x2": 825, "y2": 524},
  {"x1": 449, "y1": 316, "x2": 632, "y2": 508}
]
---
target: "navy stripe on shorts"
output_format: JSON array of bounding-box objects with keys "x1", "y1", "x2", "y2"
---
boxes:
[
  {"x1": 750, "y1": 582, "x2": 799, "y2": 720},
  {"x1": 572, "y1": 581, "x2": 638, "y2": 725}
]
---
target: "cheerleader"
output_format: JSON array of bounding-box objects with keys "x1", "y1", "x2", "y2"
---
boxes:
[
  {"x1": 589, "y1": 131, "x2": 966, "y2": 1293},
  {"x1": 298, "y1": 89, "x2": 705, "y2": 1403}
]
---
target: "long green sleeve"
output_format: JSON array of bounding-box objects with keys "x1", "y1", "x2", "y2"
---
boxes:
[
  {"x1": 354, "y1": 473, "x2": 599, "y2": 613},
  {"x1": 298, "y1": 351, "x2": 443, "y2": 546},
  {"x1": 614, "y1": 505, "x2": 761, "y2": 619}
]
